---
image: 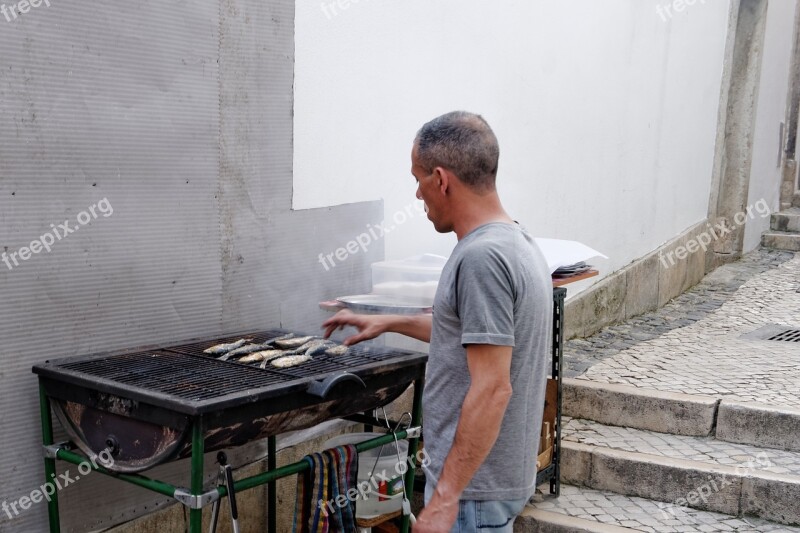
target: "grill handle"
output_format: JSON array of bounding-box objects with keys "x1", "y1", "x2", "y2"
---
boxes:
[{"x1": 306, "y1": 371, "x2": 366, "y2": 398}]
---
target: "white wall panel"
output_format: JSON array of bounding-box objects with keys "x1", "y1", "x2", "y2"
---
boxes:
[{"x1": 294, "y1": 0, "x2": 732, "y2": 279}]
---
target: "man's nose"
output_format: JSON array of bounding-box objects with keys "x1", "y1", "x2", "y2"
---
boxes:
[{"x1": 416, "y1": 187, "x2": 422, "y2": 200}]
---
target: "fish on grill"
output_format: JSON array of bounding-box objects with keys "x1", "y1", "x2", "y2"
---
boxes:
[
  {"x1": 303, "y1": 340, "x2": 337, "y2": 356},
  {"x1": 238, "y1": 349, "x2": 287, "y2": 364},
  {"x1": 220, "y1": 344, "x2": 264, "y2": 360},
  {"x1": 324, "y1": 345, "x2": 348, "y2": 356},
  {"x1": 258, "y1": 352, "x2": 290, "y2": 368},
  {"x1": 204, "y1": 333, "x2": 346, "y2": 369},
  {"x1": 275, "y1": 340, "x2": 315, "y2": 356},
  {"x1": 270, "y1": 354, "x2": 313, "y2": 368},
  {"x1": 276, "y1": 339, "x2": 331, "y2": 357},
  {"x1": 203, "y1": 338, "x2": 252, "y2": 355},
  {"x1": 274, "y1": 336, "x2": 315, "y2": 349},
  {"x1": 220, "y1": 334, "x2": 295, "y2": 360}
]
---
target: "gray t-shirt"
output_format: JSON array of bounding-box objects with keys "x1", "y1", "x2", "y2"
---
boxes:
[{"x1": 422, "y1": 222, "x2": 552, "y2": 501}]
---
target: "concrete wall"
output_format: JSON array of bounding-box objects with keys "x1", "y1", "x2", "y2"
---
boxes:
[
  {"x1": 294, "y1": 0, "x2": 732, "y2": 289},
  {"x1": 564, "y1": 221, "x2": 708, "y2": 340},
  {"x1": 744, "y1": 0, "x2": 799, "y2": 251}
]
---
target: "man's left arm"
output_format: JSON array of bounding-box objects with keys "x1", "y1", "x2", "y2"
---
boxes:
[{"x1": 413, "y1": 343, "x2": 513, "y2": 533}]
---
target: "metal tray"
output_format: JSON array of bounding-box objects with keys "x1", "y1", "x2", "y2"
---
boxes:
[{"x1": 335, "y1": 294, "x2": 433, "y2": 315}]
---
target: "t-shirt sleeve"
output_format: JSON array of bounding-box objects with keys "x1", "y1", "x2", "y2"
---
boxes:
[{"x1": 456, "y1": 246, "x2": 515, "y2": 347}]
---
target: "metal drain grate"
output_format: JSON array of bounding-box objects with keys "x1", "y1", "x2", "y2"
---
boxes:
[
  {"x1": 741, "y1": 325, "x2": 800, "y2": 342},
  {"x1": 767, "y1": 329, "x2": 800, "y2": 342}
]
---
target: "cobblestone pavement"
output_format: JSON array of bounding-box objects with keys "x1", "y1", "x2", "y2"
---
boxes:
[
  {"x1": 566, "y1": 250, "x2": 800, "y2": 408},
  {"x1": 564, "y1": 249, "x2": 795, "y2": 377},
  {"x1": 532, "y1": 484, "x2": 800, "y2": 532},
  {"x1": 561, "y1": 417, "x2": 800, "y2": 476}
]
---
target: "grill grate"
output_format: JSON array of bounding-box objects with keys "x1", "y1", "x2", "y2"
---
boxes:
[
  {"x1": 59, "y1": 351, "x2": 290, "y2": 401},
  {"x1": 53, "y1": 332, "x2": 411, "y2": 402},
  {"x1": 767, "y1": 329, "x2": 800, "y2": 342},
  {"x1": 165, "y1": 332, "x2": 401, "y2": 374}
]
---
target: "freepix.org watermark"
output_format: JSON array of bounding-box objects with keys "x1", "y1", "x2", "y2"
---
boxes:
[
  {"x1": 317, "y1": 448, "x2": 430, "y2": 517},
  {"x1": 320, "y1": 0, "x2": 370, "y2": 20},
  {"x1": 2, "y1": 450, "x2": 114, "y2": 521},
  {"x1": 657, "y1": 452, "x2": 771, "y2": 520},
  {"x1": 2, "y1": 198, "x2": 113, "y2": 271},
  {"x1": 659, "y1": 199, "x2": 771, "y2": 269},
  {"x1": 655, "y1": 0, "x2": 706, "y2": 22},
  {"x1": 318, "y1": 200, "x2": 425, "y2": 272},
  {"x1": 1, "y1": 0, "x2": 51, "y2": 23}
]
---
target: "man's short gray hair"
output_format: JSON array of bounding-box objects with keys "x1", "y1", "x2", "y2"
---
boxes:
[{"x1": 414, "y1": 111, "x2": 499, "y2": 191}]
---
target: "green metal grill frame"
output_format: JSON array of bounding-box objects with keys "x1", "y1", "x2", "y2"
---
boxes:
[{"x1": 39, "y1": 379, "x2": 424, "y2": 533}]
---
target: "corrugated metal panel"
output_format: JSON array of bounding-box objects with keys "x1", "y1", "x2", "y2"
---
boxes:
[
  {"x1": 0, "y1": 1, "x2": 383, "y2": 531},
  {"x1": 0, "y1": 1, "x2": 223, "y2": 530}
]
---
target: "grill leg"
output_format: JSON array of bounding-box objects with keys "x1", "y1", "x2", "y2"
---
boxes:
[
  {"x1": 268, "y1": 436, "x2": 276, "y2": 533},
  {"x1": 551, "y1": 288, "x2": 565, "y2": 497},
  {"x1": 190, "y1": 419, "x2": 205, "y2": 533},
  {"x1": 40, "y1": 384, "x2": 61, "y2": 533},
  {"x1": 400, "y1": 377, "x2": 425, "y2": 533}
]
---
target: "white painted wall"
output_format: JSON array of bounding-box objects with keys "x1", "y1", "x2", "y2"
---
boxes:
[
  {"x1": 294, "y1": 0, "x2": 731, "y2": 292},
  {"x1": 744, "y1": 0, "x2": 798, "y2": 251}
]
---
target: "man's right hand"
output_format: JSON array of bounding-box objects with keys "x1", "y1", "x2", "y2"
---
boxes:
[
  {"x1": 322, "y1": 309, "x2": 389, "y2": 346},
  {"x1": 322, "y1": 309, "x2": 433, "y2": 345}
]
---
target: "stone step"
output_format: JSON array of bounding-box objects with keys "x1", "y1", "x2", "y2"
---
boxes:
[
  {"x1": 558, "y1": 418, "x2": 800, "y2": 527},
  {"x1": 563, "y1": 378, "x2": 800, "y2": 452},
  {"x1": 761, "y1": 230, "x2": 800, "y2": 251},
  {"x1": 515, "y1": 484, "x2": 800, "y2": 532},
  {"x1": 770, "y1": 207, "x2": 800, "y2": 232},
  {"x1": 716, "y1": 400, "x2": 800, "y2": 453},
  {"x1": 563, "y1": 378, "x2": 717, "y2": 437}
]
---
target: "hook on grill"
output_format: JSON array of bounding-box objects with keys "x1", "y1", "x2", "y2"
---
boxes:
[
  {"x1": 306, "y1": 371, "x2": 366, "y2": 398},
  {"x1": 104, "y1": 435, "x2": 120, "y2": 458}
]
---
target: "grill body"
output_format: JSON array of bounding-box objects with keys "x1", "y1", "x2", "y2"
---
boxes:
[{"x1": 34, "y1": 330, "x2": 427, "y2": 472}]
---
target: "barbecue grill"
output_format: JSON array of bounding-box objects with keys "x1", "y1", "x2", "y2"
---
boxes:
[{"x1": 34, "y1": 330, "x2": 427, "y2": 533}]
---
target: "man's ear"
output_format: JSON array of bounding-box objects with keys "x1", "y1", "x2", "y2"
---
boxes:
[{"x1": 434, "y1": 167, "x2": 450, "y2": 195}]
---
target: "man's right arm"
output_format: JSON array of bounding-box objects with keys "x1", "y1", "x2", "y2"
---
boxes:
[{"x1": 322, "y1": 309, "x2": 432, "y2": 345}]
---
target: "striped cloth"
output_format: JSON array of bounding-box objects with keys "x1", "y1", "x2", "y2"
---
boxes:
[{"x1": 292, "y1": 444, "x2": 359, "y2": 533}]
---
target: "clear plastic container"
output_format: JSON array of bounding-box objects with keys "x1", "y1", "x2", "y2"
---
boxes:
[
  {"x1": 323, "y1": 433, "x2": 410, "y2": 518},
  {"x1": 371, "y1": 254, "x2": 447, "y2": 304}
]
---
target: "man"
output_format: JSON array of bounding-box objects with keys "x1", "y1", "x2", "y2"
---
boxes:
[{"x1": 322, "y1": 111, "x2": 552, "y2": 532}]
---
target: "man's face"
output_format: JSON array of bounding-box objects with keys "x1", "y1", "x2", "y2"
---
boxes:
[{"x1": 411, "y1": 145, "x2": 449, "y2": 233}]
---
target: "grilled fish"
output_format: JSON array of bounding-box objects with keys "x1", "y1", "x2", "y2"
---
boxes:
[
  {"x1": 270, "y1": 355, "x2": 312, "y2": 368},
  {"x1": 220, "y1": 343, "x2": 264, "y2": 360},
  {"x1": 223, "y1": 334, "x2": 295, "y2": 360},
  {"x1": 203, "y1": 338, "x2": 252, "y2": 355},
  {"x1": 275, "y1": 336, "x2": 315, "y2": 349},
  {"x1": 263, "y1": 333, "x2": 294, "y2": 345},
  {"x1": 324, "y1": 345, "x2": 348, "y2": 356},
  {"x1": 258, "y1": 350, "x2": 298, "y2": 368},
  {"x1": 278, "y1": 340, "x2": 317, "y2": 355},
  {"x1": 259, "y1": 351, "x2": 293, "y2": 368},
  {"x1": 238, "y1": 349, "x2": 286, "y2": 364},
  {"x1": 304, "y1": 340, "x2": 337, "y2": 356}
]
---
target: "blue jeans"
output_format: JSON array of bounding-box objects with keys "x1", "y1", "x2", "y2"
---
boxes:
[{"x1": 424, "y1": 483, "x2": 528, "y2": 532}]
